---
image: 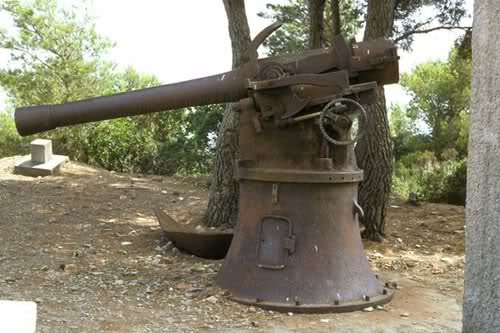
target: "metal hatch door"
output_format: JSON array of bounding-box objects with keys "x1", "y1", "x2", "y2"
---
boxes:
[{"x1": 257, "y1": 216, "x2": 295, "y2": 270}]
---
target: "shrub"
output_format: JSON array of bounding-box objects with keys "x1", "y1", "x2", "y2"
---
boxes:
[
  {"x1": 0, "y1": 104, "x2": 223, "y2": 177},
  {"x1": 392, "y1": 150, "x2": 467, "y2": 205},
  {"x1": 445, "y1": 160, "x2": 467, "y2": 205},
  {"x1": 0, "y1": 112, "x2": 29, "y2": 157}
]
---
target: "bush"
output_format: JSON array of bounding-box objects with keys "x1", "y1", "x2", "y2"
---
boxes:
[
  {"x1": 81, "y1": 118, "x2": 159, "y2": 174},
  {"x1": 392, "y1": 150, "x2": 467, "y2": 205},
  {"x1": 0, "y1": 112, "x2": 29, "y2": 157},
  {"x1": 0, "y1": 104, "x2": 223, "y2": 177},
  {"x1": 445, "y1": 160, "x2": 467, "y2": 205}
]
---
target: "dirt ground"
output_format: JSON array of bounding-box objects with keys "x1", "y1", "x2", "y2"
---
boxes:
[{"x1": 0, "y1": 157, "x2": 465, "y2": 332}]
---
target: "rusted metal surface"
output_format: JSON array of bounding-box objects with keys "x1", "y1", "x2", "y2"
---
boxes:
[
  {"x1": 219, "y1": 180, "x2": 394, "y2": 312},
  {"x1": 216, "y1": 92, "x2": 394, "y2": 312},
  {"x1": 154, "y1": 208, "x2": 232, "y2": 260},
  {"x1": 15, "y1": 23, "x2": 399, "y2": 313},
  {"x1": 237, "y1": 166, "x2": 364, "y2": 183}
]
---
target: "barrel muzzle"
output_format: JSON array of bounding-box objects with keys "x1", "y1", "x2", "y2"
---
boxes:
[{"x1": 15, "y1": 105, "x2": 55, "y2": 137}]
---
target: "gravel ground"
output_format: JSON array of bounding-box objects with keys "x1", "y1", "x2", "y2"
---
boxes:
[{"x1": 0, "y1": 157, "x2": 465, "y2": 332}]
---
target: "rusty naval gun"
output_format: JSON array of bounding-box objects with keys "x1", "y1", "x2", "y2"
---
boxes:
[{"x1": 15, "y1": 23, "x2": 399, "y2": 313}]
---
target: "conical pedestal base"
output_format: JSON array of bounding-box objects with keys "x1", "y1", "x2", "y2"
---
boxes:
[{"x1": 216, "y1": 179, "x2": 393, "y2": 313}]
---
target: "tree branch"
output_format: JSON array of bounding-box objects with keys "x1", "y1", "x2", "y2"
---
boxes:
[{"x1": 395, "y1": 25, "x2": 471, "y2": 43}]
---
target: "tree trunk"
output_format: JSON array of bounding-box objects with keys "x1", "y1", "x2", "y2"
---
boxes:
[
  {"x1": 463, "y1": 1, "x2": 500, "y2": 331},
  {"x1": 356, "y1": 0, "x2": 395, "y2": 241},
  {"x1": 331, "y1": 0, "x2": 341, "y2": 36},
  {"x1": 356, "y1": 88, "x2": 393, "y2": 241},
  {"x1": 308, "y1": 0, "x2": 327, "y2": 48},
  {"x1": 205, "y1": 0, "x2": 251, "y2": 228}
]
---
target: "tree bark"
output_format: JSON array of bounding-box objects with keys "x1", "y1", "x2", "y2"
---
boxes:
[
  {"x1": 463, "y1": 1, "x2": 500, "y2": 331},
  {"x1": 331, "y1": 0, "x2": 341, "y2": 37},
  {"x1": 356, "y1": 0, "x2": 396, "y2": 241},
  {"x1": 205, "y1": 0, "x2": 251, "y2": 228},
  {"x1": 308, "y1": 0, "x2": 327, "y2": 48}
]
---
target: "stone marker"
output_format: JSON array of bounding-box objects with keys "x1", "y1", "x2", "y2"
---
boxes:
[
  {"x1": 407, "y1": 192, "x2": 419, "y2": 206},
  {"x1": 0, "y1": 300, "x2": 37, "y2": 333},
  {"x1": 14, "y1": 139, "x2": 69, "y2": 177},
  {"x1": 31, "y1": 139, "x2": 53, "y2": 163}
]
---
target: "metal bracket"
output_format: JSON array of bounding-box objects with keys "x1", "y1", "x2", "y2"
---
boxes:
[
  {"x1": 272, "y1": 183, "x2": 279, "y2": 205},
  {"x1": 353, "y1": 200, "x2": 364, "y2": 219},
  {"x1": 284, "y1": 235, "x2": 296, "y2": 254}
]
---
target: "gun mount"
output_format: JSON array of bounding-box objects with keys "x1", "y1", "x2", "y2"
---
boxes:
[{"x1": 15, "y1": 23, "x2": 400, "y2": 313}]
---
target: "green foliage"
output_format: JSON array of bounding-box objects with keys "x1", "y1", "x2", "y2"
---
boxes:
[
  {"x1": 80, "y1": 117, "x2": 159, "y2": 174},
  {"x1": 258, "y1": 1, "x2": 309, "y2": 56},
  {"x1": 393, "y1": 0, "x2": 467, "y2": 50},
  {"x1": 259, "y1": 0, "x2": 467, "y2": 54},
  {"x1": 390, "y1": 103, "x2": 432, "y2": 160},
  {"x1": 0, "y1": 111, "x2": 29, "y2": 157},
  {"x1": 0, "y1": 0, "x2": 123, "y2": 162},
  {"x1": 444, "y1": 159, "x2": 467, "y2": 205},
  {"x1": 0, "y1": 0, "x2": 115, "y2": 106},
  {"x1": 392, "y1": 151, "x2": 466, "y2": 205},
  {"x1": 0, "y1": 103, "x2": 223, "y2": 175},
  {"x1": 0, "y1": 0, "x2": 223, "y2": 176},
  {"x1": 152, "y1": 105, "x2": 224, "y2": 175},
  {"x1": 77, "y1": 104, "x2": 224, "y2": 176},
  {"x1": 400, "y1": 48, "x2": 471, "y2": 157},
  {"x1": 390, "y1": 42, "x2": 470, "y2": 205},
  {"x1": 258, "y1": 0, "x2": 363, "y2": 55}
]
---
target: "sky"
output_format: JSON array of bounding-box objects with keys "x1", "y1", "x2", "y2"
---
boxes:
[{"x1": 0, "y1": 0, "x2": 474, "y2": 111}]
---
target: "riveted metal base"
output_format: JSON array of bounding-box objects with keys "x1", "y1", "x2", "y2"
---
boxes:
[
  {"x1": 216, "y1": 95, "x2": 398, "y2": 314},
  {"x1": 216, "y1": 180, "x2": 395, "y2": 314},
  {"x1": 231, "y1": 289, "x2": 394, "y2": 313}
]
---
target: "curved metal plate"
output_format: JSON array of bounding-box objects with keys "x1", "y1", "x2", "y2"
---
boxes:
[{"x1": 154, "y1": 208, "x2": 233, "y2": 260}]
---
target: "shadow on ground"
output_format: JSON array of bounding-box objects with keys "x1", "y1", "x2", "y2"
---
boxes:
[{"x1": 0, "y1": 158, "x2": 463, "y2": 332}]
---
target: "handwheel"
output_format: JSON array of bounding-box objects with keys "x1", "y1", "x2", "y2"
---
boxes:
[{"x1": 319, "y1": 97, "x2": 367, "y2": 146}]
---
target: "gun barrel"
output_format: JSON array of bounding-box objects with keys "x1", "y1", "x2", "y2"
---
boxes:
[
  {"x1": 15, "y1": 36, "x2": 399, "y2": 137},
  {"x1": 15, "y1": 69, "x2": 248, "y2": 136}
]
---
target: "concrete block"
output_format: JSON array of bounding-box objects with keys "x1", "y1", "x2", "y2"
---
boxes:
[
  {"x1": 30, "y1": 139, "x2": 53, "y2": 164},
  {"x1": 0, "y1": 300, "x2": 37, "y2": 333},
  {"x1": 14, "y1": 139, "x2": 69, "y2": 177},
  {"x1": 15, "y1": 155, "x2": 69, "y2": 176}
]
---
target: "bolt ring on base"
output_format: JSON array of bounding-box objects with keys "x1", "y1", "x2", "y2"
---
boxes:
[{"x1": 229, "y1": 288, "x2": 394, "y2": 314}]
